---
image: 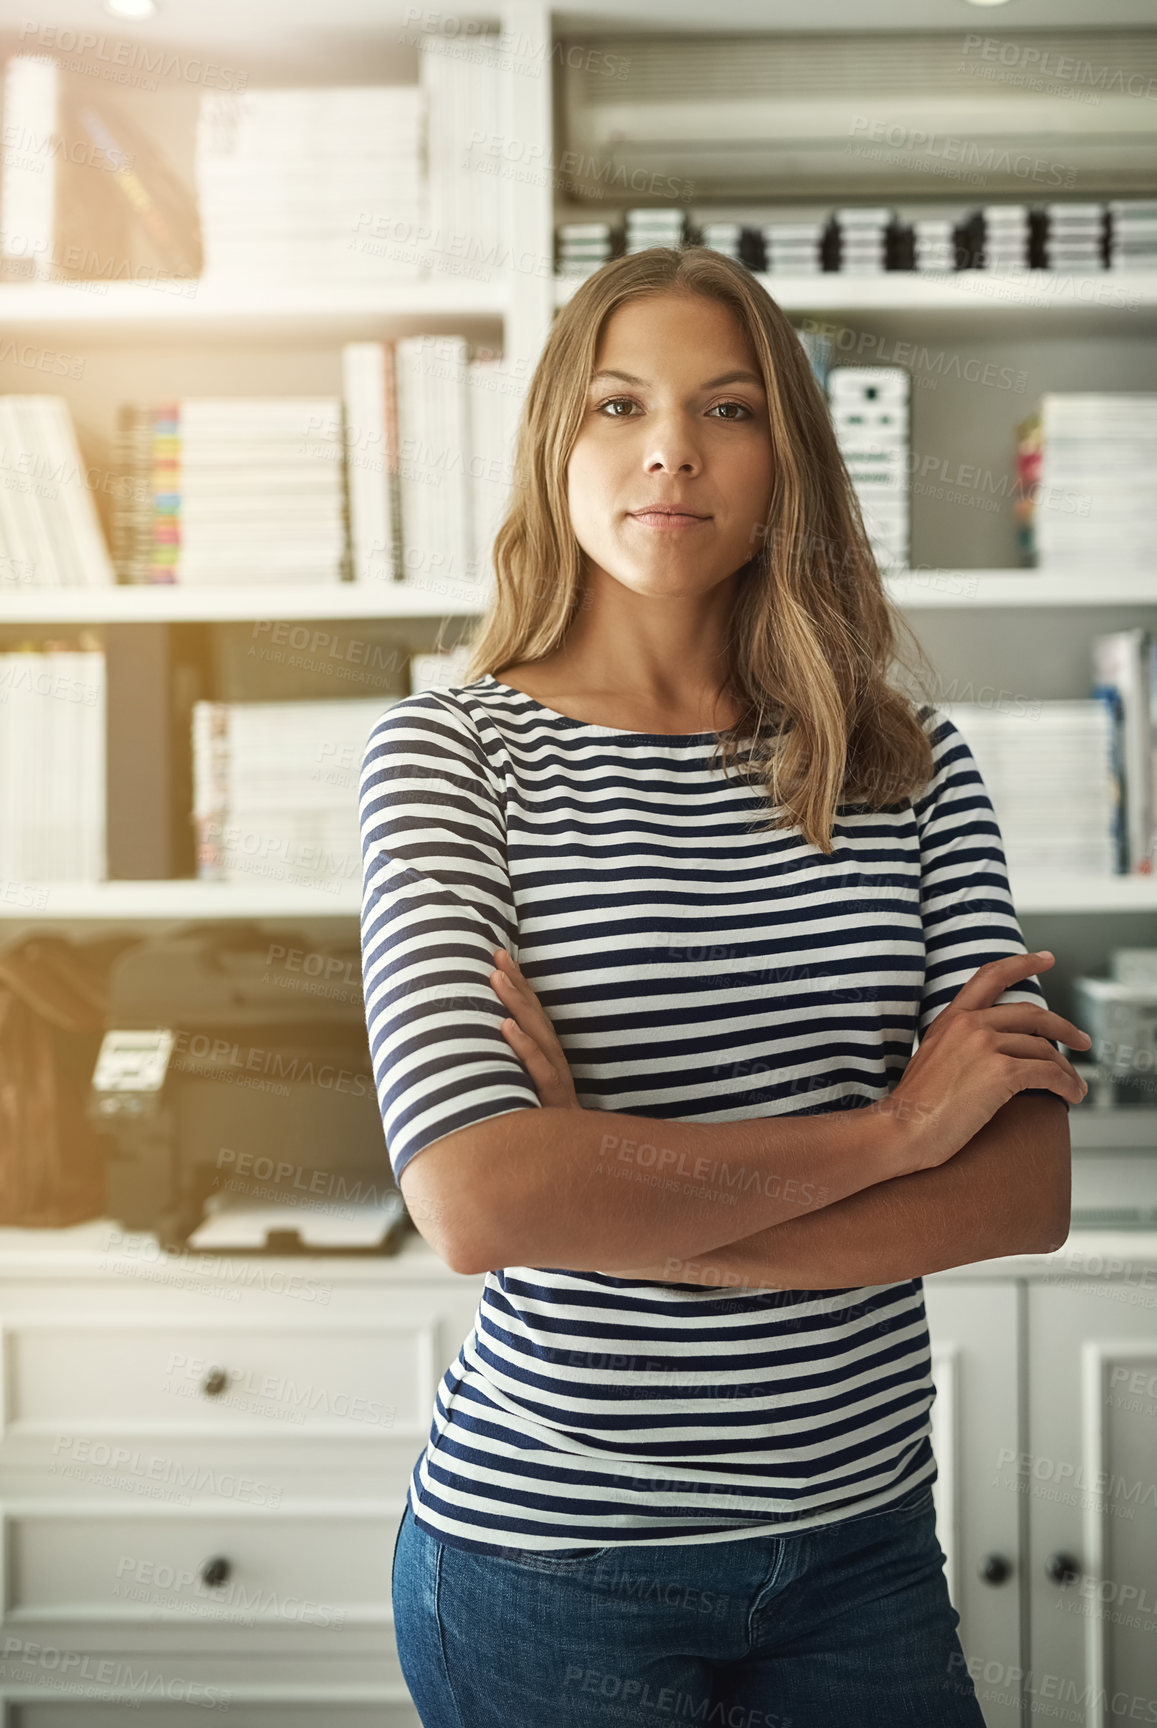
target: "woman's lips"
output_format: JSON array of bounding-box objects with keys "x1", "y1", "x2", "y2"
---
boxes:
[{"x1": 628, "y1": 510, "x2": 711, "y2": 532}]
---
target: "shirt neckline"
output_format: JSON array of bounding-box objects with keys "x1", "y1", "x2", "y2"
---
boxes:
[{"x1": 478, "y1": 673, "x2": 754, "y2": 742}]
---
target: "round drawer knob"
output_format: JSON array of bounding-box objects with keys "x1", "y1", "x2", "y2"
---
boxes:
[
  {"x1": 201, "y1": 1556, "x2": 231, "y2": 1589},
  {"x1": 979, "y1": 1553, "x2": 1013, "y2": 1585},
  {"x1": 1046, "y1": 1551, "x2": 1080, "y2": 1586},
  {"x1": 201, "y1": 1367, "x2": 228, "y2": 1397}
]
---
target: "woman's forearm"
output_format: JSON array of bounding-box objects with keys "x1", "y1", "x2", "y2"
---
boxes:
[
  {"x1": 440, "y1": 1098, "x2": 913, "y2": 1275},
  {"x1": 598, "y1": 1094, "x2": 1071, "y2": 1291}
]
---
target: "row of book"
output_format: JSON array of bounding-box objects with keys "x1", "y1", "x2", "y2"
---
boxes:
[
  {"x1": 0, "y1": 642, "x2": 1148, "y2": 888},
  {"x1": 1, "y1": 45, "x2": 505, "y2": 288},
  {"x1": 110, "y1": 341, "x2": 521, "y2": 589},
  {"x1": 0, "y1": 648, "x2": 105, "y2": 880},
  {"x1": 555, "y1": 201, "x2": 1157, "y2": 277},
  {"x1": 0, "y1": 331, "x2": 523, "y2": 588},
  {"x1": 945, "y1": 630, "x2": 1156, "y2": 879},
  {"x1": 1015, "y1": 395, "x2": 1157, "y2": 574}
]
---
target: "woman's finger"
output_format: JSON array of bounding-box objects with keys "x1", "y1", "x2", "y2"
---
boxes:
[
  {"x1": 499, "y1": 1016, "x2": 574, "y2": 1107},
  {"x1": 490, "y1": 953, "x2": 568, "y2": 1062}
]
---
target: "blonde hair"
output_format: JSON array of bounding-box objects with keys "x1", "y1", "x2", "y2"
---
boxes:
[{"x1": 449, "y1": 245, "x2": 939, "y2": 855}]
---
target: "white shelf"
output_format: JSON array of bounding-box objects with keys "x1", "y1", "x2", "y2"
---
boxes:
[
  {"x1": 0, "y1": 582, "x2": 491, "y2": 624},
  {"x1": 3, "y1": 872, "x2": 1152, "y2": 922},
  {"x1": 883, "y1": 570, "x2": 1157, "y2": 608},
  {"x1": 0, "y1": 277, "x2": 508, "y2": 338},
  {"x1": 6, "y1": 881, "x2": 361, "y2": 920},
  {"x1": 2, "y1": 571, "x2": 1152, "y2": 625},
  {"x1": 1006, "y1": 873, "x2": 1157, "y2": 914},
  {"x1": 554, "y1": 270, "x2": 1157, "y2": 322}
]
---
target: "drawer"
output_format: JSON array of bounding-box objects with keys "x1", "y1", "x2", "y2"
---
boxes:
[
  {"x1": 2, "y1": 1505, "x2": 398, "y2": 1625},
  {"x1": 1, "y1": 1319, "x2": 447, "y2": 1438}
]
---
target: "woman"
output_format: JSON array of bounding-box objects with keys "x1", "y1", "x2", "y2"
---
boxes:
[{"x1": 358, "y1": 247, "x2": 1088, "y2": 1727}]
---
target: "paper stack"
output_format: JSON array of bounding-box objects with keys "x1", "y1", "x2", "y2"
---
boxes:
[
  {"x1": 939, "y1": 701, "x2": 1118, "y2": 877},
  {"x1": 981, "y1": 205, "x2": 1032, "y2": 270},
  {"x1": 762, "y1": 217, "x2": 826, "y2": 274},
  {"x1": 625, "y1": 208, "x2": 686, "y2": 254},
  {"x1": 835, "y1": 208, "x2": 891, "y2": 274},
  {"x1": 1043, "y1": 203, "x2": 1105, "y2": 272},
  {"x1": 195, "y1": 86, "x2": 425, "y2": 285},
  {"x1": 1035, "y1": 394, "x2": 1157, "y2": 575},
  {"x1": 1108, "y1": 200, "x2": 1157, "y2": 271},
  {"x1": 192, "y1": 696, "x2": 394, "y2": 888}
]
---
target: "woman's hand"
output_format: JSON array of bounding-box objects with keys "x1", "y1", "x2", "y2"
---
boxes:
[
  {"x1": 884, "y1": 951, "x2": 1090, "y2": 1174},
  {"x1": 490, "y1": 948, "x2": 583, "y2": 1111}
]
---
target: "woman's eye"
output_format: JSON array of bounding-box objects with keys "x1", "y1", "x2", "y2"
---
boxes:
[{"x1": 594, "y1": 397, "x2": 753, "y2": 421}]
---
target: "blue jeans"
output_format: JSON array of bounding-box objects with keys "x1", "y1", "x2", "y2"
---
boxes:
[{"x1": 390, "y1": 1479, "x2": 986, "y2": 1727}]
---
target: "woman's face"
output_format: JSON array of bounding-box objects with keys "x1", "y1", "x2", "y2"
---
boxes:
[{"x1": 566, "y1": 290, "x2": 774, "y2": 601}]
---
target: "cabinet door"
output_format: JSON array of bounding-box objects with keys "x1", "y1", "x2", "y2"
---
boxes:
[
  {"x1": 1026, "y1": 1282, "x2": 1157, "y2": 1726},
  {"x1": 924, "y1": 1278, "x2": 1024, "y2": 1728}
]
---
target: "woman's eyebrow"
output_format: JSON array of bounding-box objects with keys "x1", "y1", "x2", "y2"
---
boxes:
[{"x1": 589, "y1": 367, "x2": 765, "y2": 391}]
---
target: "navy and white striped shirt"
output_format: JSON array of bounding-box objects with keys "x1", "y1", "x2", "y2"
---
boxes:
[{"x1": 358, "y1": 671, "x2": 1059, "y2": 1556}]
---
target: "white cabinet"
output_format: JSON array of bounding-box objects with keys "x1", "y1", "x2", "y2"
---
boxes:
[
  {"x1": 0, "y1": 1227, "x2": 487, "y2": 1723},
  {"x1": 927, "y1": 1253, "x2": 1157, "y2": 1728},
  {"x1": 923, "y1": 1279, "x2": 1025, "y2": 1728},
  {"x1": 1024, "y1": 1281, "x2": 1157, "y2": 1727},
  {"x1": 4, "y1": 1230, "x2": 1157, "y2": 1726}
]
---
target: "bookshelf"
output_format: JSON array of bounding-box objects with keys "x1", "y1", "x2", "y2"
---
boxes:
[{"x1": 1, "y1": 0, "x2": 1155, "y2": 975}]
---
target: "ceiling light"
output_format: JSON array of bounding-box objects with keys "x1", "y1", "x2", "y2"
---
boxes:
[
  {"x1": 104, "y1": 0, "x2": 157, "y2": 18},
  {"x1": 963, "y1": 0, "x2": 1016, "y2": 7}
]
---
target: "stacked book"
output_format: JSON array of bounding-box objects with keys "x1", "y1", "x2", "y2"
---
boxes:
[
  {"x1": 341, "y1": 337, "x2": 521, "y2": 602},
  {"x1": 911, "y1": 214, "x2": 959, "y2": 272},
  {"x1": 0, "y1": 647, "x2": 106, "y2": 880},
  {"x1": 835, "y1": 208, "x2": 891, "y2": 273},
  {"x1": 699, "y1": 220, "x2": 745, "y2": 263},
  {"x1": 939, "y1": 701, "x2": 1119, "y2": 878},
  {"x1": 113, "y1": 398, "x2": 345, "y2": 584},
  {"x1": 827, "y1": 367, "x2": 909, "y2": 572},
  {"x1": 192, "y1": 696, "x2": 391, "y2": 888},
  {"x1": 1109, "y1": 200, "x2": 1157, "y2": 271},
  {"x1": 762, "y1": 217, "x2": 826, "y2": 274},
  {"x1": 195, "y1": 87, "x2": 425, "y2": 286},
  {"x1": 0, "y1": 396, "x2": 115, "y2": 586},
  {"x1": 556, "y1": 221, "x2": 616, "y2": 277},
  {"x1": 980, "y1": 205, "x2": 1031, "y2": 270},
  {"x1": 1042, "y1": 203, "x2": 1104, "y2": 272},
  {"x1": 1033, "y1": 394, "x2": 1157, "y2": 575},
  {"x1": 624, "y1": 207, "x2": 686, "y2": 254},
  {"x1": 420, "y1": 35, "x2": 505, "y2": 280}
]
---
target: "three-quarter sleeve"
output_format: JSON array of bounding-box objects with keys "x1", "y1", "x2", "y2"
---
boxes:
[
  {"x1": 912, "y1": 704, "x2": 1068, "y2": 1105},
  {"x1": 358, "y1": 692, "x2": 541, "y2": 1184}
]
